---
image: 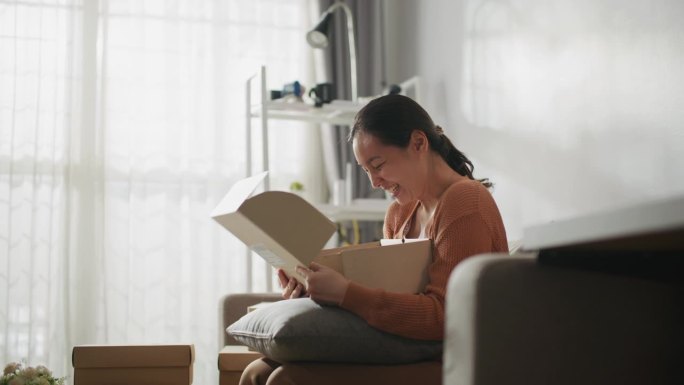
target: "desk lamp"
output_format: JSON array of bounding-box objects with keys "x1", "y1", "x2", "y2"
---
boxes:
[{"x1": 306, "y1": 1, "x2": 358, "y2": 102}]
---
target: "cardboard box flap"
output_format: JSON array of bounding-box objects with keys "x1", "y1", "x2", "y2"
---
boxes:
[
  {"x1": 212, "y1": 175, "x2": 336, "y2": 272},
  {"x1": 239, "y1": 191, "x2": 336, "y2": 263},
  {"x1": 211, "y1": 172, "x2": 268, "y2": 217},
  {"x1": 72, "y1": 345, "x2": 195, "y2": 369},
  {"x1": 317, "y1": 241, "x2": 381, "y2": 257}
]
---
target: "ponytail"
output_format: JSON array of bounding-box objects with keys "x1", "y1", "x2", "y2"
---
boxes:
[{"x1": 434, "y1": 126, "x2": 492, "y2": 188}]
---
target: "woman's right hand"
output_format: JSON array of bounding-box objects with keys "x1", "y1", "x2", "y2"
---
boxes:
[{"x1": 277, "y1": 268, "x2": 307, "y2": 299}]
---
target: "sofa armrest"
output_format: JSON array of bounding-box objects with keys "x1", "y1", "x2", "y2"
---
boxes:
[
  {"x1": 444, "y1": 253, "x2": 683, "y2": 385},
  {"x1": 219, "y1": 292, "x2": 282, "y2": 347}
]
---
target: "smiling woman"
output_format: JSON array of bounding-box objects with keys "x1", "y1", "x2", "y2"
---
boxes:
[
  {"x1": 346, "y1": 94, "x2": 509, "y2": 335},
  {"x1": 0, "y1": 1, "x2": 316, "y2": 384},
  {"x1": 241, "y1": 94, "x2": 509, "y2": 384}
]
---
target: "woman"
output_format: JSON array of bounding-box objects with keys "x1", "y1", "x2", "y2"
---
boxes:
[{"x1": 240, "y1": 94, "x2": 508, "y2": 384}]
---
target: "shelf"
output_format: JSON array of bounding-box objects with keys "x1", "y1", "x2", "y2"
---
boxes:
[
  {"x1": 316, "y1": 199, "x2": 391, "y2": 222},
  {"x1": 245, "y1": 66, "x2": 418, "y2": 226},
  {"x1": 250, "y1": 99, "x2": 364, "y2": 125}
]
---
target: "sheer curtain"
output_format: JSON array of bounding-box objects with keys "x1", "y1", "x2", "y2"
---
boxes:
[
  {"x1": 0, "y1": 0, "x2": 81, "y2": 376},
  {"x1": 0, "y1": 1, "x2": 318, "y2": 384}
]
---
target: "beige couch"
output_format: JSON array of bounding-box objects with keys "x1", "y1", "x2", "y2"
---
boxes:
[
  {"x1": 219, "y1": 253, "x2": 682, "y2": 385},
  {"x1": 444, "y1": 252, "x2": 682, "y2": 385}
]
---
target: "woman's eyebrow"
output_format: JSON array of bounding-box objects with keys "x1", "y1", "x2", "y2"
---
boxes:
[
  {"x1": 358, "y1": 156, "x2": 378, "y2": 168},
  {"x1": 371, "y1": 158, "x2": 386, "y2": 167},
  {"x1": 366, "y1": 156, "x2": 381, "y2": 165}
]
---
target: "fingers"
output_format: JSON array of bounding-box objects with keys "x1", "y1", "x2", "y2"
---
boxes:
[
  {"x1": 277, "y1": 269, "x2": 289, "y2": 288},
  {"x1": 278, "y1": 268, "x2": 311, "y2": 300},
  {"x1": 291, "y1": 282, "x2": 303, "y2": 298},
  {"x1": 308, "y1": 262, "x2": 322, "y2": 272},
  {"x1": 280, "y1": 276, "x2": 294, "y2": 299},
  {"x1": 296, "y1": 265, "x2": 312, "y2": 279},
  {"x1": 294, "y1": 263, "x2": 348, "y2": 306},
  {"x1": 281, "y1": 276, "x2": 307, "y2": 299}
]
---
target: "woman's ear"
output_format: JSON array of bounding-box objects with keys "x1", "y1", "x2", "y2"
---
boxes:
[{"x1": 409, "y1": 130, "x2": 429, "y2": 153}]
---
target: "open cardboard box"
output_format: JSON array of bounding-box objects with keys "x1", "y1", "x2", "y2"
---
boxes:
[{"x1": 211, "y1": 172, "x2": 432, "y2": 294}]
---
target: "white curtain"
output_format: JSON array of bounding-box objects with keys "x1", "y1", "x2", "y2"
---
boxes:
[{"x1": 0, "y1": 0, "x2": 319, "y2": 384}]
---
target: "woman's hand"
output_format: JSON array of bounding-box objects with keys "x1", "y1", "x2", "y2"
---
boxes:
[
  {"x1": 277, "y1": 268, "x2": 307, "y2": 299},
  {"x1": 296, "y1": 262, "x2": 350, "y2": 306}
]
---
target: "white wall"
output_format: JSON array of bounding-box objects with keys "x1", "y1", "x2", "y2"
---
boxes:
[{"x1": 384, "y1": 0, "x2": 684, "y2": 241}]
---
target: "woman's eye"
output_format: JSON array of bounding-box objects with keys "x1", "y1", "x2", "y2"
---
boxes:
[{"x1": 373, "y1": 162, "x2": 385, "y2": 171}]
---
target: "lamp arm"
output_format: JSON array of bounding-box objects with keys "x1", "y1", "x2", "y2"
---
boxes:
[{"x1": 323, "y1": 1, "x2": 358, "y2": 102}]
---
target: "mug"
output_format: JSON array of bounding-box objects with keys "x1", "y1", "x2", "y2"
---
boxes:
[{"x1": 308, "y1": 83, "x2": 334, "y2": 107}]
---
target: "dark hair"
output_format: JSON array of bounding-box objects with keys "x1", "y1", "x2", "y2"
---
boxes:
[{"x1": 349, "y1": 94, "x2": 492, "y2": 188}]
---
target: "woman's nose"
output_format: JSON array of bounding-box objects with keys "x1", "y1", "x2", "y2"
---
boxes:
[{"x1": 368, "y1": 173, "x2": 382, "y2": 189}]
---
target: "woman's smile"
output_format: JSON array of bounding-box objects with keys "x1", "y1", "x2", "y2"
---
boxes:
[{"x1": 387, "y1": 183, "x2": 400, "y2": 198}]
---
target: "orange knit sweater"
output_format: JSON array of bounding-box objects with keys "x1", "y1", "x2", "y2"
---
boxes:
[{"x1": 339, "y1": 179, "x2": 508, "y2": 340}]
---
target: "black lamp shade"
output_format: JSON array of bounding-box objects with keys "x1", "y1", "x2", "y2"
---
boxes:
[{"x1": 306, "y1": 12, "x2": 333, "y2": 48}]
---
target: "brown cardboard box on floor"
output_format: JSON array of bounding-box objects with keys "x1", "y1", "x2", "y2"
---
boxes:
[
  {"x1": 211, "y1": 172, "x2": 432, "y2": 294},
  {"x1": 72, "y1": 344, "x2": 194, "y2": 385},
  {"x1": 218, "y1": 345, "x2": 263, "y2": 385}
]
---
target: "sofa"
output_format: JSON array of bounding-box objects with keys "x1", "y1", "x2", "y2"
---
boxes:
[
  {"x1": 220, "y1": 248, "x2": 682, "y2": 385},
  {"x1": 444, "y1": 251, "x2": 683, "y2": 385}
]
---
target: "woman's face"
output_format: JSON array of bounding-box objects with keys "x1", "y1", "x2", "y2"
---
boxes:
[{"x1": 352, "y1": 130, "x2": 426, "y2": 205}]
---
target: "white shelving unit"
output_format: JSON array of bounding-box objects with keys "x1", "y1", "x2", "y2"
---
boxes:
[
  {"x1": 252, "y1": 99, "x2": 362, "y2": 125},
  {"x1": 245, "y1": 66, "x2": 419, "y2": 222},
  {"x1": 317, "y1": 199, "x2": 392, "y2": 222}
]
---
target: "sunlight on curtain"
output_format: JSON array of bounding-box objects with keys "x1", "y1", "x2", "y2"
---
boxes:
[
  {"x1": 0, "y1": 0, "x2": 80, "y2": 375},
  {"x1": 94, "y1": 0, "x2": 316, "y2": 382},
  {"x1": 1, "y1": 0, "x2": 317, "y2": 384}
]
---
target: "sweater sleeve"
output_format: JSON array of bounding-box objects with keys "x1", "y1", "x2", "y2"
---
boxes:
[{"x1": 340, "y1": 210, "x2": 496, "y2": 340}]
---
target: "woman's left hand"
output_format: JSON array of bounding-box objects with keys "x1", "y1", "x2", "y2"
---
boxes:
[{"x1": 296, "y1": 262, "x2": 350, "y2": 306}]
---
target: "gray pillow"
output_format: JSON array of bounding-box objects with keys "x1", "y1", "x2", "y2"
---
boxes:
[{"x1": 227, "y1": 298, "x2": 442, "y2": 364}]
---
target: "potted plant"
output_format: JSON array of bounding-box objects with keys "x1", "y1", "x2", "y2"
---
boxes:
[{"x1": 1, "y1": 362, "x2": 65, "y2": 385}]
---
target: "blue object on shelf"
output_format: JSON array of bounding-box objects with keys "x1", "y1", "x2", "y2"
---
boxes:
[{"x1": 282, "y1": 81, "x2": 303, "y2": 97}]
